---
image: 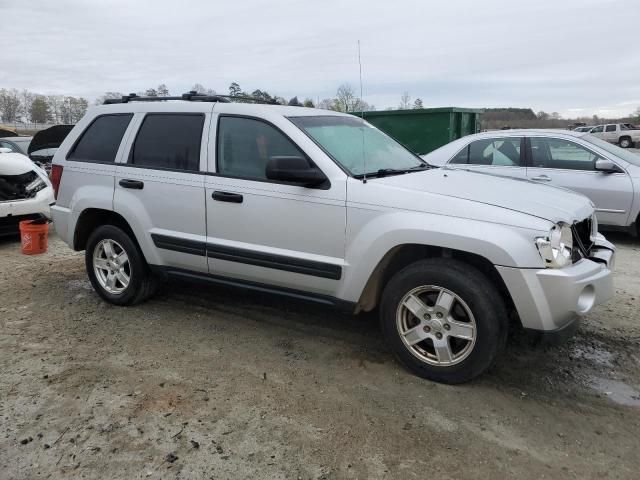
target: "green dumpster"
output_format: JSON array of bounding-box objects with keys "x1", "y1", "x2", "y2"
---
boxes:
[{"x1": 354, "y1": 107, "x2": 483, "y2": 155}]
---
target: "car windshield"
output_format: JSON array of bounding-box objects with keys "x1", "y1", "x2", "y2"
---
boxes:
[
  {"x1": 289, "y1": 115, "x2": 426, "y2": 177},
  {"x1": 582, "y1": 135, "x2": 640, "y2": 166}
]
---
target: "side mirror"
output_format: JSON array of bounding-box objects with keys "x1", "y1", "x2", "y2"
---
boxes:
[
  {"x1": 266, "y1": 156, "x2": 328, "y2": 187},
  {"x1": 595, "y1": 159, "x2": 622, "y2": 173}
]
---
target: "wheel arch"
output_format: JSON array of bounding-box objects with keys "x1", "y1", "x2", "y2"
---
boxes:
[
  {"x1": 355, "y1": 243, "x2": 517, "y2": 320},
  {"x1": 73, "y1": 208, "x2": 139, "y2": 252}
]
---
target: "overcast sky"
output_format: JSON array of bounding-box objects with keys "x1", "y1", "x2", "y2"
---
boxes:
[{"x1": 1, "y1": 0, "x2": 638, "y2": 117}]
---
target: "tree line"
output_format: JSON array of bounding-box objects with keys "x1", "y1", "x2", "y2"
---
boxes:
[
  {"x1": 4, "y1": 82, "x2": 637, "y2": 128},
  {"x1": 0, "y1": 82, "x2": 428, "y2": 126},
  {"x1": 0, "y1": 88, "x2": 88, "y2": 124},
  {"x1": 482, "y1": 107, "x2": 640, "y2": 130}
]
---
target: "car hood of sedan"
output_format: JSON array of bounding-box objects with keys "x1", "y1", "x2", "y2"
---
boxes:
[
  {"x1": 0, "y1": 151, "x2": 38, "y2": 175},
  {"x1": 370, "y1": 167, "x2": 594, "y2": 224}
]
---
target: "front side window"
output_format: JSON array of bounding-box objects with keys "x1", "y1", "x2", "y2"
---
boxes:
[
  {"x1": 131, "y1": 114, "x2": 204, "y2": 171},
  {"x1": 605, "y1": 125, "x2": 616, "y2": 132},
  {"x1": 289, "y1": 116, "x2": 424, "y2": 176},
  {"x1": 530, "y1": 138, "x2": 600, "y2": 170},
  {"x1": 450, "y1": 137, "x2": 522, "y2": 166},
  {"x1": 68, "y1": 114, "x2": 132, "y2": 163},
  {"x1": 217, "y1": 116, "x2": 305, "y2": 180},
  {"x1": 591, "y1": 126, "x2": 604, "y2": 133}
]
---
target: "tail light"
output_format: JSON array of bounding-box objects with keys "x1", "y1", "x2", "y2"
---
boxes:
[{"x1": 50, "y1": 164, "x2": 64, "y2": 199}]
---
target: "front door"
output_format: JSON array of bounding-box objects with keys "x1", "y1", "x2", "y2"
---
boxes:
[
  {"x1": 204, "y1": 114, "x2": 346, "y2": 296},
  {"x1": 526, "y1": 136, "x2": 634, "y2": 226}
]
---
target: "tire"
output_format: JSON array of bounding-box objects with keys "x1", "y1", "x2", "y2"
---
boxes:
[
  {"x1": 619, "y1": 137, "x2": 632, "y2": 148},
  {"x1": 85, "y1": 224, "x2": 157, "y2": 306},
  {"x1": 379, "y1": 258, "x2": 507, "y2": 384}
]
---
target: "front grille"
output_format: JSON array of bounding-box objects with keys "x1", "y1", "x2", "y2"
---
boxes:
[{"x1": 572, "y1": 217, "x2": 594, "y2": 260}]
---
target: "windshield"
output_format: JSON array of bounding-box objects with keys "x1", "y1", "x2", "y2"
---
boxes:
[
  {"x1": 582, "y1": 135, "x2": 640, "y2": 166},
  {"x1": 289, "y1": 115, "x2": 425, "y2": 177},
  {"x1": 13, "y1": 139, "x2": 31, "y2": 154}
]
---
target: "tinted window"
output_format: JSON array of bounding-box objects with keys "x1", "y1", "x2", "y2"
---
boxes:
[
  {"x1": 449, "y1": 145, "x2": 469, "y2": 164},
  {"x1": 452, "y1": 137, "x2": 522, "y2": 166},
  {"x1": 530, "y1": 138, "x2": 600, "y2": 170},
  {"x1": 132, "y1": 114, "x2": 204, "y2": 171},
  {"x1": 605, "y1": 125, "x2": 616, "y2": 132},
  {"x1": 591, "y1": 126, "x2": 604, "y2": 133},
  {"x1": 217, "y1": 116, "x2": 305, "y2": 180},
  {"x1": 69, "y1": 114, "x2": 132, "y2": 163}
]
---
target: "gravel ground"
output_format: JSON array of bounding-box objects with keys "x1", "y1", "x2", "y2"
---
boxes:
[{"x1": 1, "y1": 231, "x2": 639, "y2": 479}]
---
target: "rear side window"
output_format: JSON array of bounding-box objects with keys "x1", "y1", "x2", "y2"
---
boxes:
[
  {"x1": 68, "y1": 114, "x2": 132, "y2": 163},
  {"x1": 605, "y1": 125, "x2": 616, "y2": 132},
  {"x1": 450, "y1": 137, "x2": 522, "y2": 166},
  {"x1": 131, "y1": 114, "x2": 204, "y2": 171}
]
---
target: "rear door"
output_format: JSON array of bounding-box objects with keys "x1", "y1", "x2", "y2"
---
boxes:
[
  {"x1": 525, "y1": 136, "x2": 633, "y2": 226},
  {"x1": 114, "y1": 111, "x2": 210, "y2": 273},
  {"x1": 447, "y1": 136, "x2": 527, "y2": 179}
]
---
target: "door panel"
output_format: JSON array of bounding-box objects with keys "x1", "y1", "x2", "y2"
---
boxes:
[
  {"x1": 115, "y1": 166, "x2": 207, "y2": 271},
  {"x1": 526, "y1": 136, "x2": 633, "y2": 226},
  {"x1": 113, "y1": 112, "x2": 209, "y2": 272},
  {"x1": 205, "y1": 115, "x2": 346, "y2": 295}
]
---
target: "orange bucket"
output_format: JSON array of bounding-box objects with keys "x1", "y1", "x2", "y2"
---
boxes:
[{"x1": 19, "y1": 219, "x2": 49, "y2": 255}]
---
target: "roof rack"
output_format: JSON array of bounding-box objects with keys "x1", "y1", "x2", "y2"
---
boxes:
[{"x1": 103, "y1": 91, "x2": 279, "y2": 105}]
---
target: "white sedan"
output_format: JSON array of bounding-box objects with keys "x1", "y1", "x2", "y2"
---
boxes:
[
  {"x1": 422, "y1": 129, "x2": 640, "y2": 235},
  {"x1": 0, "y1": 148, "x2": 54, "y2": 236}
]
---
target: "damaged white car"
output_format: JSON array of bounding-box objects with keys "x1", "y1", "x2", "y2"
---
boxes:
[{"x1": 0, "y1": 148, "x2": 54, "y2": 236}]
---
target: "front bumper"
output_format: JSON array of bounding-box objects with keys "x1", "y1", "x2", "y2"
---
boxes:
[
  {"x1": 0, "y1": 187, "x2": 54, "y2": 236},
  {"x1": 497, "y1": 237, "x2": 615, "y2": 333}
]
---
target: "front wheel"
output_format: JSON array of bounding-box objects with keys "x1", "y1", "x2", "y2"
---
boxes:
[
  {"x1": 619, "y1": 137, "x2": 632, "y2": 148},
  {"x1": 380, "y1": 258, "x2": 507, "y2": 384},
  {"x1": 85, "y1": 225, "x2": 157, "y2": 306}
]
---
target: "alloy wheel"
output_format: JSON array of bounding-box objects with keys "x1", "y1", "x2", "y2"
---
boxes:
[
  {"x1": 93, "y1": 239, "x2": 131, "y2": 295},
  {"x1": 396, "y1": 285, "x2": 477, "y2": 366}
]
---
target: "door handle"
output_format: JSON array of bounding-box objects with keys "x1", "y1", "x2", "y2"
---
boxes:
[
  {"x1": 531, "y1": 175, "x2": 552, "y2": 182},
  {"x1": 119, "y1": 179, "x2": 144, "y2": 189},
  {"x1": 212, "y1": 191, "x2": 243, "y2": 203}
]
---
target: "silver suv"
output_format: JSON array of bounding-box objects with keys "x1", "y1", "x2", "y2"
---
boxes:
[{"x1": 51, "y1": 92, "x2": 615, "y2": 384}]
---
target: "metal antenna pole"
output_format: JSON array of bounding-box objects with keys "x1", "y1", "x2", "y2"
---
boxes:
[{"x1": 358, "y1": 40, "x2": 367, "y2": 184}]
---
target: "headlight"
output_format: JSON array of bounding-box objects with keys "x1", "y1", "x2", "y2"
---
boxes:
[
  {"x1": 535, "y1": 222, "x2": 573, "y2": 268},
  {"x1": 25, "y1": 176, "x2": 46, "y2": 195}
]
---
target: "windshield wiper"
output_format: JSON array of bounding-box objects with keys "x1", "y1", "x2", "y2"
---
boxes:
[{"x1": 357, "y1": 163, "x2": 431, "y2": 178}]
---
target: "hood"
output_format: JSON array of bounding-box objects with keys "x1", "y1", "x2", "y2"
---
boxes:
[
  {"x1": 28, "y1": 124, "x2": 74, "y2": 156},
  {"x1": 0, "y1": 151, "x2": 38, "y2": 175},
  {"x1": 372, "y1": 167, "x2": 594, "y2": 224}
]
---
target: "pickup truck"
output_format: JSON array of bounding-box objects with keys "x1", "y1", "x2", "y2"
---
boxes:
[{"x1": 589, "y1": 123, "x2": 640, "y2": 148}]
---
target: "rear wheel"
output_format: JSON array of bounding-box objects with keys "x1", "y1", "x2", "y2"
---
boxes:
[
  {"x1": 380, "y1": 258, "x2": 507, "y2": 384},
  {"x1": 619, "y1": 137, "x2": 632, "y2": 148},
  {"x1": 85, "y1": 225, "x2": 157, "y2": 305}
]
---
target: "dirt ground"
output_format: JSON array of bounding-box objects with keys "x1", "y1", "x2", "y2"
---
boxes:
[{"x1": 1, "y1": 231, "x2": 639, "y2": 480}]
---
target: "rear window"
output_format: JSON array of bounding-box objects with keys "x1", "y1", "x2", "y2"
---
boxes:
[
  {"x1": 131, "y1": 114, "x2": 204, "y2": 171},
  {"x1": 68, "y1": 114, "x2": 132, "y2": 163}
]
